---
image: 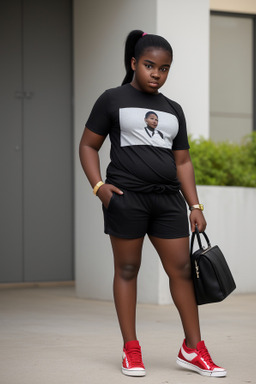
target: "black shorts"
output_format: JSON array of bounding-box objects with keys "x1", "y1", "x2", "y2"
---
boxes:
[{"x1": 102, "y1": 189, "x2": 189, "y2": 239}]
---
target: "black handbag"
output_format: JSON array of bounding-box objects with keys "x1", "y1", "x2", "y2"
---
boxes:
[{"x1": 190, "y1": 227, "x2": 236, "y2": 305}]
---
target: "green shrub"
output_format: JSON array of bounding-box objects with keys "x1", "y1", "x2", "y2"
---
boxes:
[{"x1": 189, "y1": 132, "x2": 256, "y2": 187}]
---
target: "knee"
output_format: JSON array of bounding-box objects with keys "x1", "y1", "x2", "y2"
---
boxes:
[
  {"x1": 182, "y1": 261, "x2": 192, "y2": 279},
  {"x1": 171, "y1": 260, "x2": 192, "y2": 280},
  {"x1": 117, "y1": 263, "x2": 140, "y2": 281}
]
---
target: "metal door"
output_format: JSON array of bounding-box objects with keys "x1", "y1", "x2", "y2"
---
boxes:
[{"x1": 0, "y1": 0, "x2": 73, "y2": 282}]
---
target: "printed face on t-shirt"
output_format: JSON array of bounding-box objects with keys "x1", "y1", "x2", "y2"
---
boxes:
[
  {"x1": 119, "y1": 107, "x2": 178, "y2": 149},
  {"x1": 144, "y1": 113, "x2": 158, "y2": 130}
]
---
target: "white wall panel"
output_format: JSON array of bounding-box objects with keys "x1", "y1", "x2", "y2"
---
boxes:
[{"x1": 74, "y1": 0, "x2": 219, "y2": 303}]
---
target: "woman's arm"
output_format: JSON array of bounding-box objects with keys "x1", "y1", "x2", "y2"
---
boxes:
[
  {"x1": 79, "y1": 127, "x2": 123, "y2": 208},
  {"x1": 173, "y1": 149, "x2": 206, "y2": 232}
]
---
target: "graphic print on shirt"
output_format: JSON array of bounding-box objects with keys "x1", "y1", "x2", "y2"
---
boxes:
[{"x1": 119, "y1": 107, "x2": 179, "y2": 149}]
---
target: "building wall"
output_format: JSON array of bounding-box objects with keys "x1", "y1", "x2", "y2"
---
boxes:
[
  {"x1": 74, "y1": 0, "x2": 159, "y2": 301},
  {"x1": 209, "y1": 1, "x2": 255, "y2": 144},
  {"x1": 210, "y1": 0, "x2": 256, "y2": 14},
  {"x1": 197, "y1": 186, "x2": 256, "y2": 295},
  {"x1": 158, "y1": 186, "x2": 256, "y2": 304},
  {"x1": 74, "y1": 0, "x2": 211, "y2": 302},
  {"x1": 156, "y1": 0, "x2": 210, "y2": 138}
]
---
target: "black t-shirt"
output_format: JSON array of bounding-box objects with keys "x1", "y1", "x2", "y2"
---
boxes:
[{"x1": 86, "y1": 84, "x2": 189, "y2": 193}]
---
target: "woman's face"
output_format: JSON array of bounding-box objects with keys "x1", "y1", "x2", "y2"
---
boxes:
[
  {"x1": 130, "y1": 48, "x2": 172, "y2": 94},
  {"x1": 145, "y1": 114, "x2": 158, "y2": 129}
]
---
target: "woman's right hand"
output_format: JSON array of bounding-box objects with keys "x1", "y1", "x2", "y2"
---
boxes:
[{"x1": 97, "y1": 183, "x2": 123, "y2": 209}]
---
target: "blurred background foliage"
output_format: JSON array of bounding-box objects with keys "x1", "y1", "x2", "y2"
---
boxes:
[{"x1": 189, "y1": 132, "x2": 256, "y2": 187}]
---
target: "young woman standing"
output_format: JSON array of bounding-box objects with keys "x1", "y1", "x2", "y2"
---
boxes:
[{"x1": 79, "y1": 30, "x2": 226, "y2": 378}]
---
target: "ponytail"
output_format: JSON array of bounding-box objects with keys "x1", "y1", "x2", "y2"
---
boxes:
[
  {"x1": 122, "y1": 30, "x2": 144, "y2": 85},
  {"x1": 122, "y1": 29, "x2": 173, "y2": 86}
]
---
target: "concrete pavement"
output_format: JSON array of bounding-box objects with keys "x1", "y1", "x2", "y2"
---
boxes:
[{"x1": 0, "y1": 286, "x2": 255, "y2": 384}]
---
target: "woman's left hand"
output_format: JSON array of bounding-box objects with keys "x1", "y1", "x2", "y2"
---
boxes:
[{"x1": 190, "y1": 210, "x2": 207, "y2": 233}]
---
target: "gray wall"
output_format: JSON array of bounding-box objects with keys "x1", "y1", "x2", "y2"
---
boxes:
[
  {"x1": 210, "y1": 14, "x2": 253, "y2": 142},
  {"x1": 0, "y1": 0, "x2": 73, "y2": 283}
]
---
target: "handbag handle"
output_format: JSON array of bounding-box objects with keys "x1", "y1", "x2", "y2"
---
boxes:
[{"x1": 190, "y1": 226, "x2": 211, "y2": 255}]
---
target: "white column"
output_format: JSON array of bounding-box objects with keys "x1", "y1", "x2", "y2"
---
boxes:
[
  {"x1": 74, "y1": 0, "x2": 211, "y2": 303},
  {"x1": 157, "y1": 0, "x2": 210, "y2": 139},
  {"x1": 74, "y1": 0, "x2": 159, "y2": 302}
]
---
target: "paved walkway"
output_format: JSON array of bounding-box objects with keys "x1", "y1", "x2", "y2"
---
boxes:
[{"x1": 0, "y1": 286, "x2": 255, "y2": 384}]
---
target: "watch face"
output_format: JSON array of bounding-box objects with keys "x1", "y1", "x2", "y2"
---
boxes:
[{"x1": 190, "y1": 204, "x2": 204, "y2": 211}]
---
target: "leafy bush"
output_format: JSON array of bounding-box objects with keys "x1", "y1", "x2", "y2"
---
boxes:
[{"x1": 189, "y1": 132, "x2": 256, "y2": 187}]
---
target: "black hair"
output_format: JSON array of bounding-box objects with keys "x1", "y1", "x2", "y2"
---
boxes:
[
  {"x1": 122, "y1": 29, "x2": 173, "y2": 85},
  {"x1": 145, "y1": 111, "x2": 158, "y2": 119}
]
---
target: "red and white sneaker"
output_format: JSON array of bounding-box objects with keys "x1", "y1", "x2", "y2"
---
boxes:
[
  {"x1": 122, "y1": 340, "x2": 146, "y2": 376},
  {"x1": 177, "y1": 339, "x2": 226, "y2": 377}
]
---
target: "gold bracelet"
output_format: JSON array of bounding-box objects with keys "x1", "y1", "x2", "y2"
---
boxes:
[{"x1": 93, "y1": 181, "x2": 104, "y2": 195}]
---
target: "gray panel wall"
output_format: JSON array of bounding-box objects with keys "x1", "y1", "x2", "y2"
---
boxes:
[
  {"x1": 0, "y1": 0, "x2": 23, "y2": 281},
  {"x1": 0, "y1": 0, "x2": 73, "y2": 282},
  {"x1": 210, "y1": 14, "x2": 253, "y2": 142}
]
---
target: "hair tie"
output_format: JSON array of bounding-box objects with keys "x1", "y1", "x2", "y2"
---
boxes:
[{"x1": 142, "y1": 32, "x2": 147, "y2": 37}]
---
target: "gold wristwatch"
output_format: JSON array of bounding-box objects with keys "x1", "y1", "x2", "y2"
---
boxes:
[{"x1": 189, "y1": 204, "x2": 204, "y2": 211}]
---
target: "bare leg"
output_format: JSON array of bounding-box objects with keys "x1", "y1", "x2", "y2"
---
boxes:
[
  {"x1": 110, "y1": 235, "x2": 144, "y2": 345},
  {"x1": 149, "y1": 235, "x2": 201, "y2": 349}
]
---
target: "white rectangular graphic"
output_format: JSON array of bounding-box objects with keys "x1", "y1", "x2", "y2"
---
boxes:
[{"x1": 119, "y1": 107, "x2": 178, "y2": 149}]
